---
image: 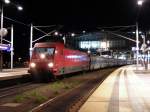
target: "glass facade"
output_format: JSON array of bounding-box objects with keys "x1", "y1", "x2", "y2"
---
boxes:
[{"x1": 79, "y1": 40, "x2": 125, "y2": 49}]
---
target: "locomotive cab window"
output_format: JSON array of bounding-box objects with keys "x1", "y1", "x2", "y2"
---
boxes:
[{"x1": 34, "y1": 47, "x2": 55, "y2": 55}]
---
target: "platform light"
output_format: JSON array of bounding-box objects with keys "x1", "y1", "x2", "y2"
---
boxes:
[
  {"x1": 83, "y1": 31, "x2": 86, "y2": 33},
  {"x1": 139, "y1": 31, "x2": 142, "y2": 34},
  {"x1": 30, "y1": 62, "x2": 36, "y2": 68},
  {"x1": 132, "y1": 32, "x2": 136, "y2": 34},
  {"x1": 54, "y1": 32, "x2": 58, "y2": 36},
  {"x1": 17, "y1": 6, "x2": 23, "y2": 11},
  {"x1": 4, "y1": 0, "x2": 10, "y2": 4},
  {"x1": 137, "y1": 0, "x2": 144, "y2": 6},
  {"x1": 71, "y1": 33, "x2": 75, "y2": 37},
  {"x1": 48, "y1": 62, "x2": 54, "y2": 68},
  {"x1": 40, "y1": 53, "x2": 46, "y2": 59},
  {"x1": 18, "y1": 57, "x2": 22, "y2": 61}
]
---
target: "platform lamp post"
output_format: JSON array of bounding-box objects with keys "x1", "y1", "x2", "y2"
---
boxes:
[
  {"x1": 0, "y1": 4, "x2": 4, "y2": 71},
  {"x1": 29, "y1": 24, "x2": 33, "y2": 59},
  {"x1": 0, "y1": 0, "x2": 8, "y2": 71},
  {"x1": 136, "y1": 0, "x2": 144, "y2": 68},
  {"x1": 10, "y1": 25, "x2": 13, "y2": 69},
  {"x1": 136, "y1": 22, "x2": 139, "y2": 67},
  {"x1": 0, "y1": 0, "x2": 23, "y2": 71},
  {"x1": 147, "y1": 40, "x2": 150, "y2": 69}
]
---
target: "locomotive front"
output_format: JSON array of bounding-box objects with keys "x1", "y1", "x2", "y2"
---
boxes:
[
  {"x1": 29, "y1": 47, "x2": 55, "y2": 72},
  {"x1": 28, "y1": 42, "x2": 65, "y2": 81}
]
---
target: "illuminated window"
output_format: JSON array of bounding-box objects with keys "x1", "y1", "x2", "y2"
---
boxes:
[
  {"x1": 79, "y1": 41, "x2": 111, "y2": 49},
  {"x1": 80, "y1": 41, "x2": 100, "y2": 49},
  {"x1": 101, "y1": 42, "x2": 107, "y2": 48},
  {"x1": 100, "y1": 41, "x2": 109, "y2": 49}
]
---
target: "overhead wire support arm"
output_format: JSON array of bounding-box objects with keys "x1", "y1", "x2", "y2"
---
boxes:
[
  {"x1": 113, "y1": 27, "x2": 132, "y2": 32},
  {"x1": 33, "y1": 26, "x2": 49, "y2": 35},
  {"x1": 2, "y1": 39, "x2": 11, "y2": 43},
  {"x1": 34, "y1": 25, "x2": 56, "y2": 28},
  {"x1": 4, "y1": 16, "x2": 28, "y2": 27},
  {"x1": 32, "y1": 30, "x2": 56, "y2": 43},
  {"x1": 98, "y1": 25, "x2": 136, "y2": 29},
  {"x1": 29, "y1": 24, "x2": 63, "y2": 58},
  {"x1": 106, "y1": 31, "x2": 138, "y2": 43},
  {"x1": 33, "y1": 24, "x2": 63, "y2": 35}
]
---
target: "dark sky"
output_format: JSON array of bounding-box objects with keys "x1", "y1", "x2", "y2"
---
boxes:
[
  {"x1": 2, "y1": 0, "x2": 150, "y2": 60},
  {"x1": 3, "y1": 0, "x2": 150, "y2": 30},
  {"x1": 23, "y1": 0, "x2": 150, "y2": 30}
]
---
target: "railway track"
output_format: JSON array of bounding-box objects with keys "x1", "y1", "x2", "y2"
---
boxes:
[
  {"x1": 0, "y1": 75, "x2": 32, "y2": 89},
  {"x1": 0, "y1": 67, "x2": 117, "y2": 112},
  {"x1": 31, "y1": 68, "x2": 115, "y2": 112},
  {"x1": 0, "y1": 82, "x2": 45, "y2": 99}
]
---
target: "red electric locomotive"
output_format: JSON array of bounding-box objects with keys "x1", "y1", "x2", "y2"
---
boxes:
[{"x1": 28, "y1": 42, "x2": 90, "y2": 81}]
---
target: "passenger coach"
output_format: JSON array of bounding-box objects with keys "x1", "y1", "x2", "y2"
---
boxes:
[{"x1": 28, "y1": 42, "x2": 129, "y2": 81}]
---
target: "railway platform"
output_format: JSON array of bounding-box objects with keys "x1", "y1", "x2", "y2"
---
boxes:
[
  {"x1": 0, "y1": 68, "x2": 29, "y2": 81},
  {"x1": 79, "y1": 65, "x2": 150, "y2": 112}
]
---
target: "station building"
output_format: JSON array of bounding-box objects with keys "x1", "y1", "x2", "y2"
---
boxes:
[{"x1": 65, "y1": 32, "x2": 136, "y2": 60}]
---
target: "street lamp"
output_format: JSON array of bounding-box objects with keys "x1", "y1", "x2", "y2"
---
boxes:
[
  {"x1": 136, "y1": 0, "x2": 144, "y2": 68},
  {"x1": 0, "y1": 4, "x2": 4, "y2": 71},
  {"x1": 82, "y1": 30, "x2": 86, "y2": 33},
  {"x1": 137, "y1": 0, "x2": 144, "y2": 6},
  {"x1": 17, "y1": 6, "x2": 23, "y2": 11},
  {"x1": 71, "y1": 33, "x2": 75, "y2": 37},
  {"x1": 0, "y1": 0, "x2": 23, "y2": 71},
  {"x1": 54, "y1": 31, "x2": 58, "y2": 36},
  {"x1": 4, "y1": 0, "x2": 10, "y2": 4}
]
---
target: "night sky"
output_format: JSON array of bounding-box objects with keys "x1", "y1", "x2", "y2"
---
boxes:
[
  {"x1": 21, "y1": 0, "x2": 150, "y2": 29},
  {"x1": 2, "y1": 0, "x2": 150, "y2": 61}
]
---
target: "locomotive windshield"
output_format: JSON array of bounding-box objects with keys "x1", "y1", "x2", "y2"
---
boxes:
[{"x1": 34, "y1": 47, "x2": 55, "y2": 55}]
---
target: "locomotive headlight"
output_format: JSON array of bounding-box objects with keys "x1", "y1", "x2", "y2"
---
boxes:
[
  {"x1": 40, "y1": 53, "x2": 46, "y2": 59},
  {"x1": 48, "y1": 62, "x2": 54, "y2": 68},
  {"x1": 30, "y1": 62, "x2": 36, "y2": 68}
]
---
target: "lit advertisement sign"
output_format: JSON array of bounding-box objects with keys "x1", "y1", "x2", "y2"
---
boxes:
[
  {"x1": 80, "y1": 41, "x2": 109, "y2": 49},
  {"x1": 0, "y1": 44, "x2": 11, "y2": 52}
]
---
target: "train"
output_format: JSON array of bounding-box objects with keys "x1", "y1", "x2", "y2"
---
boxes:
[{"x1": 28, "y1": 42, "x2": 130, "y2": 81}]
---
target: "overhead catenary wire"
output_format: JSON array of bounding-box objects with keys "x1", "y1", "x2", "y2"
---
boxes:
[
  {"x1": 34, "y1": 25, "x2": 56, "y2": 28},
  {"x1": 97, "y1": 25, "x2": 138, "y2": 43},
  {"x1": 3, "y1": 16, "x2": 59, "y2": 29},
  {"x1": 106, "y1": 31, "x2": 138, "y2": 43},
  {"x1": 32, "y1": 25, "x2": 63, "y2": 43},
  {"x1": 4, "y1": 16, "x2": 63, "y2": 36},
  {"x1": 33, "y1": 26, "x2": 49, "y2": 35},
  {"x1": 2, "y1": 38, "x2": 11, "y2": 43},
  {"x1": 4, "y1": 16, "x2": 29, "y2": 27},
  {"x1": 98, "y1": 25, "x2": 136, "y2": 29},
  {"x1": 32, "y1": 30, "x2": 56, "y2": 43},
  {"x1": 113, "y1": 26, "x2": 133, "y2": 32}
]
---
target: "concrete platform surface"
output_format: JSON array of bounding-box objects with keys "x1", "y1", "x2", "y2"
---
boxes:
[
  {"x1": 79, "y1": 65, "x2": 150, "y2": 112},
  {"x1": 0, "y1": 68, "x2": 29, "y2": 81}
]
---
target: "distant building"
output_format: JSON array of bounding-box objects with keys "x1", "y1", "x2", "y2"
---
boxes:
[{"x1": 65, "y1": 32, "x2": 136, "y2": 59}]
